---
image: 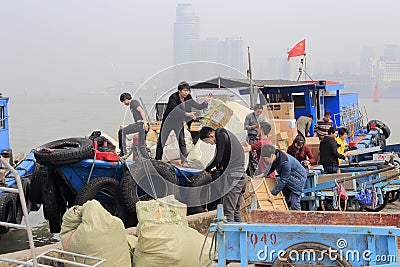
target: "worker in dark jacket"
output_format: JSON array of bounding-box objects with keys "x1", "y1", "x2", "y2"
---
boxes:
[
  {"x1": 200, "y1": 127, "x2": 246, "y2": 222},
  {"x1": 254, "y1": 144, "x2": 307, "y2": 210},
  {"x1": 155, "y1": 81, "x2": 212, "y2": 165},
  {"x1": 319, "y1": 127, "x2": 349, "y2": 174}
]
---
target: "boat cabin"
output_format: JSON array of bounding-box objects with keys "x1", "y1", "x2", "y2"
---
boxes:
[
  {"x1": 191, "y1": 77, "x2": 362, "y2": 137},
  {"x1": 0, "y1": 94, "x2": 10, "y2": 153}
]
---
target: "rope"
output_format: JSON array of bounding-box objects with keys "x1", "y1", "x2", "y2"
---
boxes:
[
  {"x1": 86, "y1": 150, "x2": 97, "y2": 184},
  {"x1": 63, "y1": 228, "x2": 78, "y2": 250},
  {"x1": 199, "y1": 216, "x2": 227, "y2": 267},
  {"x1": 141, "y1": 158, "x2": 158, "y2": 199}
]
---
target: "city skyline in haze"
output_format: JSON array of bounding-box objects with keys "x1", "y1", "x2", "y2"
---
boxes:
[{"x1": 2, "y1": 1, "x2": 400, "y2": 96}]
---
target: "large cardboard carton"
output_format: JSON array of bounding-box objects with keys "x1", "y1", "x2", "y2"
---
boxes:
[
  {"x1": 306, "y1": 137, "x2": 320, "y2": 163},
  {"x1": 200, "y1": 99, "x2": 233, "y2": 129},
  {"x1": 263, "y1": 102, "x2": 295, "y2": 120},
  {"x1": 269, "y1": 119, "x2": 297, "y2": 144},
  {"x1": 241, "y1": 178, "x2": 288, "y2": 222}
]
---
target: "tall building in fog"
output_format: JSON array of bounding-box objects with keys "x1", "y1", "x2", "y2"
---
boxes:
[
  {"x1": 174, "y1": 3, "x2": 200, "y2": 65},
  {"x1": 383, "y1": 44, "x2": 400, "y2": 61},
  {"x1": 360, "y1": 46, "x2": 375, "y2": 77},
  {"x1": 200, "y1": 37, "x2": 245, "y2": 74},
  {"x1": 224, "y1": 37, "x2": 244, "y2": 73}
]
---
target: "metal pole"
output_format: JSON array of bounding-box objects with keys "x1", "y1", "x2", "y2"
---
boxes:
[
  {"x1": 247, "y1": 47, "x2": 257, "y2": 108},
  {"x1": 0, "y1": 157, "x2": 38, "y2": 267}
]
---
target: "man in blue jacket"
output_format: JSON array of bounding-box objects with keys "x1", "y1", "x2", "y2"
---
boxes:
[{"x1": 254, "y1": 144, "x2": 307, "y2": 210}]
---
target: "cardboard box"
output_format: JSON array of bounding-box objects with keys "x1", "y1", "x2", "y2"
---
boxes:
[
  {"x1": 200, "y1": 99, "x2": 233, "y2": 129},
  {"x1": 263, "y1": 102, "x2": 295, "y2": 120},
  {"x1": 308, "y1": 143, "x2": 320, "y2": 163},
  {"x1": 277, "y1": 140, "x2": 288, "y2": 150},
  {"x1": 276, "y1": 132, "x2": 288, "y2": 140},
  {"x1": 269, "y1": 119, "x2": 297, "y2": 144},
  {"x1": 306, "y1": 137, "x2": 320, "y2": 145}
]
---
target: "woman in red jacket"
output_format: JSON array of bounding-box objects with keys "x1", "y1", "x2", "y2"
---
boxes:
[{"x1": 287, "y1": 135, "x2": 315, "y2": 167}]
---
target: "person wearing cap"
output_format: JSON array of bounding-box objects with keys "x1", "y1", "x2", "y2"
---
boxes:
[
  {"x1": 254, "y1": 144, "x2": 307, "y2": 210},
  {"x1": 287, "y1": 135, "x2": 315, "y2": 168},
  {"x1": 244, "y1": 104, "x2": 266, "y2": 173},
  {"x1": 119, "y1": 92, "x2": 149, "y2": 159},
  {"x1": 155, "y1": 81, "x2": 212, "y2": 166},
  {"x1": 314, "y1": 111, "x2": 333, "y2": 140}
]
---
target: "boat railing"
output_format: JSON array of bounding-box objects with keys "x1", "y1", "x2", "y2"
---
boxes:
[{"x1": 334, "y1": 105, "x2": 369, "y2": 139}]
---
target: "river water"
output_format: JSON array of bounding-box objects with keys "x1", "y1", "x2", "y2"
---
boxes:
[{"x1": 1, "y1": 93, "x2": 399, "y2": 254}]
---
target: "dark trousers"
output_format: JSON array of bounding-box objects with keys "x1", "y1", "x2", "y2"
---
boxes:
[
  {"x1": 323, "y1": 165, "x2": 338, "y2": 174},
  {"x1": 222, "y1": 167, "x2": 247, "y2": 222},
  {"x1": 155, "y1": 123, "x2": 187, "y2": 162},
  {"x1": 120, "y1": 122, "x2": 149, "y2": 159},
  {"x1": 247, "y1": 134, "x2": 259, "y2": 172}
]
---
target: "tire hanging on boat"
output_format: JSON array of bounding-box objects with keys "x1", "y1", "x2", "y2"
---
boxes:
[
  {"x1": 0, "y1": 193, "x2": 16, "y2": 234},
  {"x1": 33, "y1": 137, "x2": 93, "y2": 167},
  {"x1": 367, "y1": 120, "x2": 391, "y2": 139},
  {"x1": 75, "y1": 177, "x2": 122, "y2": 217},
  {"x1": 120, "y1": 160, "x2": 179, "y2": 214},
  {"x1": 29, "y1": 164, "x2": 47, "y2": 204},
  {"x1": 41, "y1": 167, "x2": 66, "y2": 233},
  {"x1": 12, "y1": 178, "x2": 32, "y2": 224}
]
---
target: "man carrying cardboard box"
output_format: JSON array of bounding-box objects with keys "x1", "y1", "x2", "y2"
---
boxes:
[{"x1": 254, "y1": 144, "x2": 307, "y2": 210}]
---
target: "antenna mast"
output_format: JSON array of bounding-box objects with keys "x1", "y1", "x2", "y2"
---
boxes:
[{"x1": 247, "y1": 47, "x2": 257, "y2": 108}]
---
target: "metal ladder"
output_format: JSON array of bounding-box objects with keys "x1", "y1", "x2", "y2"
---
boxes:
[{"x1": 0, "y1": 156, "x2": 105, "y2": 267}]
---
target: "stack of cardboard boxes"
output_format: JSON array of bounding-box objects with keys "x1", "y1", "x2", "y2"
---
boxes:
[
  {"x1": 265, "y1": 102, "x2": 295, "y2": 120},
  {"x1": 262, "y1": 102, "x2": 297, "y2": 150},
  {"x1": 240, "y1": 178, "x2": 288, "y2": 222}
]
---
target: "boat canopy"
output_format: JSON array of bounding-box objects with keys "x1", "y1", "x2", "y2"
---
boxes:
[{"x1": 191, "y1": 77, "x2": 359, "y2": 136}]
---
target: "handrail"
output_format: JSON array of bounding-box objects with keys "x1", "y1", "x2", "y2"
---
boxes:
[{"x1": 0, "y1": 156, "x2": 38, "y2": 267}]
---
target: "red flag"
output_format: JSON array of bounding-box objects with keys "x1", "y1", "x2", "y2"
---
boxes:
[{"x1": 287, "y1": 39, "x2": 306, "y2": 61}]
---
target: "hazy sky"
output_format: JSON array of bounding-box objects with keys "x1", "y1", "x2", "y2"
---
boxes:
[{"x1": 2, "y1": 0, "x2": 400, "y2": 96}]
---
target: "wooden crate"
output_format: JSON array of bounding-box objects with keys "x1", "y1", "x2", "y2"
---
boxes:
[{"x1": 240, "y1": 177, "x2": 288, "y2": 222}]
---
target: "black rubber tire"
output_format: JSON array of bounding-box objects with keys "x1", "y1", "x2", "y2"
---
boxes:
[
  {"x1": 367, "y1": 120, "x2": 391, "y2": 139},
  {"x1": 42, "y1": 167, "x2": 66, "y2": 233},
  {"x1": 190, "y1": 172, "x2": 213, "y2": 187},
  {"x1": 362, "y1": 192, "x2": 389, "y2": 212},
  {"x1": 187, "y1": 172, "x2": 219, "y2": 215},
  {"x1": 33, "y1": 137, "x2": 93, "y2": 167},
  {"x1": 121, "y1": 160, "x2": 179, "y2": 214},
  {"x1": 119, "y1": 171, "x2": 142, "y2": 215},
  {"x1": 29, "y1": 164, "x2": 47, "y2": 204},
  {"x1": 0, "y1": 193, "x2": 16, "y2": 233},
  {"x1": 75, "y1": 177, "x2": 122, "y2": 217},
  {"x1": 271, "y1": 242, "x2": 353, "y2": 267},
  {"x1": 388, "y1": 190, "x2": 400, "y2": 203},
  {"x1": 12, "y1": 178, "x2": 32, "y2": 224}
]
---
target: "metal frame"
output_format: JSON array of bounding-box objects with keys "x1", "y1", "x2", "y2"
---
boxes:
[
  {"x1": 211, "y1": 205, "x2": 400, "y2": 266},
  {"x1": 0, "y1": 157, "x2": 106, "y2": 267}
]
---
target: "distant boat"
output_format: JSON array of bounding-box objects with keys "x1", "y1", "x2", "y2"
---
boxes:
[{"x1": 373, "y1": 82, "x2": 379, "y2": 102}]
